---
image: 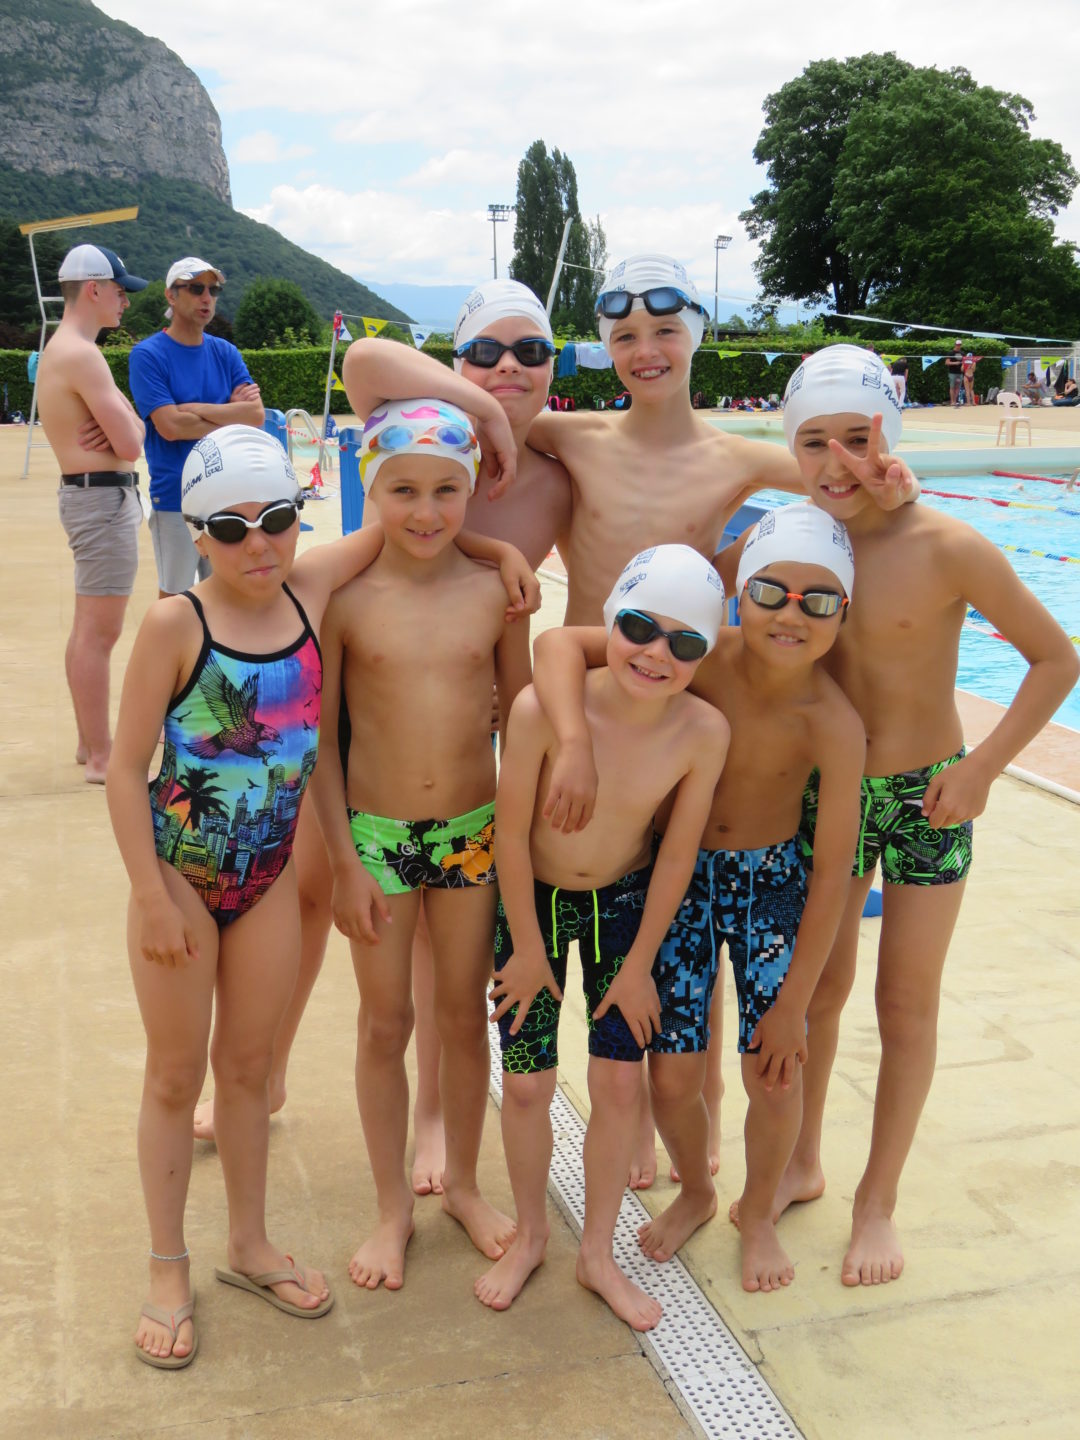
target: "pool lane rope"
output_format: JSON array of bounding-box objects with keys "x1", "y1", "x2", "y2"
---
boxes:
[
  {"x1": 991, "y1": 470, "x2": 1078, "y2": 487},
  {"x1": 923, "y1": 486, "x2": 1080, "y2": 518},
  {"x1": 966, "y1": 609, "x2": 1080, "y2": 647}
]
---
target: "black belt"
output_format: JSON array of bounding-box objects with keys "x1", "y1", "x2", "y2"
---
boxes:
[{"x1": 61, "y1": 471, "x2": 139, "y2": 487}]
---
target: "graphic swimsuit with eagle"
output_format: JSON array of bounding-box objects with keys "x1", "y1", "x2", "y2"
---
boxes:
[{"x1": 148, "y1": 586, "x2": 322, "y2": 927}]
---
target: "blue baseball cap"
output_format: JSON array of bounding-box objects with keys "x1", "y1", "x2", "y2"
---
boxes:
[{"x1": 58, "y1": 244, "x2": 148, "y2": 292}]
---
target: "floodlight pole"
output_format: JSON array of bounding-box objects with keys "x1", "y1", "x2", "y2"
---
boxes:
[
  {"x1": 712, "y1": 234, "x2": 732, "y2": 342},
  {"x1": 18, "y1": 206, "x2": 139, "y2": 477},
  {"x1": 488, "y1": 203, "x2": 513, "y2": 279}
]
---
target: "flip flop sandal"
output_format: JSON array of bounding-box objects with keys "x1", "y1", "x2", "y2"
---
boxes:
[
  {"x1": 214, "y1": 1255, "x2": 334, "y2": 1318},
  {"x1": 134, "y1": 1295, "x2": 197, "y2": 1370}
]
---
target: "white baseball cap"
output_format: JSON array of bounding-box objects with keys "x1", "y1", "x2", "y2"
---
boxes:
[
  {"x1": 58, "y1": 244, "x2": 147, "y2": 291},
  {"x1": 166, "y1": 256, "x2": 226, "y2": 289}
]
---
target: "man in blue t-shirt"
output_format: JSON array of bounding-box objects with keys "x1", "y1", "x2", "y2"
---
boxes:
[{"x1": 129, "y1": 256, "x2": 264, "y2": 595}]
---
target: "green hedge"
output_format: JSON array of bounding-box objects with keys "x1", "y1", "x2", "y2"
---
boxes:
[{"x1": 0, "y1": 336, "x2": 1015, "y2": 422}]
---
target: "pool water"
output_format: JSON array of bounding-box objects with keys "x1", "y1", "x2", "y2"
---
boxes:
[{"x1": 747, "y1": 475, "x2": 1080, "y2": 731}]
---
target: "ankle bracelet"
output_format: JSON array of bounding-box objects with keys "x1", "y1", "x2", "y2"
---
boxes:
[{"x1": 149, "y1": 1247, "x2": 189, "y2": 1262}]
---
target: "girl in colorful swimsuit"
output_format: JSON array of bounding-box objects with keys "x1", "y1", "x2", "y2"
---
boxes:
[{"x1": 107, "y1": 424, "x2": 537, "y2": 1368}]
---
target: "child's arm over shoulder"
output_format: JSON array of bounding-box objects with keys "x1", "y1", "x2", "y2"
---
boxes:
[
  {"x1": 490, "y1": 689, "x2": 565, "y2": 1032},
  {"x1": 494, "y1": 590, "x2": 535, "y2": 740},
  {"x1": 531, "y1": 624, "x2": 609, "y2": 830},
  {"x1": 749, "y1": 688, "x2": 865, "y2": 1091},
  {"x1": 288, "y1": 522, "x2": 386, "y2": 626},
  {"x1": 525, "y1": 407, "x2": 604, "y2": 464},
  {"x1": 922, "y1": 521, "x2": 1079, "y2": 826},
  {"x1": 594, "y1": 700, "x2": 730, "y2": 1048},
  {"x1": 105, "y1": 598, "x2": 203, "y2": 968},
  {"x1": 310, "y1": 591, "x2": 392, "y2": 944},
  {"x1": 456, "y1": 531, "x2": 540, "y2": 620},
  {"x1": 342, "y1": 337, "x2": 517, "y2": 497}
]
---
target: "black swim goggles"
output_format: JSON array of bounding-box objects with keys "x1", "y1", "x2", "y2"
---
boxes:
[
  {"x1": 743, "y1": 578, "x2": 847, "y2": 618},
  {"x1": 614, "y1": 608, "x2": 709, "y2": 662},
  {"x1": 188, "y1": 498, "x2": 303, "y2": 544},
  {"x1": 596, "y1": 286, "x2": 709, "y2": 321},
  {"x1": 452, "y1": 336, "x2": 556, "y2": 367}
]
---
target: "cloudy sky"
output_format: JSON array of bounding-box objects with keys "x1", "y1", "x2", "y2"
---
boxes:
[{"x1": 99, "y1": 0, "x2": 1080, "y2": 321}]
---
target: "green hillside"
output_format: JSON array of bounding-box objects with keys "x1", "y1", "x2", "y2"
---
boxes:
[{"x1": 0, "y1": 165, "x2": 409, "y2": 325}]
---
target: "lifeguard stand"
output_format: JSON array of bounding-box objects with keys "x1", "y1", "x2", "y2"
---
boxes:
[{"x1": 18, "y1": 206, "x2": 139, "y2": 477}]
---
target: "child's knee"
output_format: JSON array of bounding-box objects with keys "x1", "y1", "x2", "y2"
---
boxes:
[
  {"x1": 875, "y1": 982, "x2": 938, "y2": 1045},
  {"x1": 503, "y1": 1069, "x2": 557, "y2": 1113},
  {"x1": 358, "y1": 1003, "x2": 414, "y2": 1059},
  {"x1": 590, "y1": 1058, "x2": 645, "y2": 1108},
  {"x1": 145, "y1": 1051, "x2": 206, "y2": 1110},
  {"x1": 648, "y1": 1055, "x2": 703, "y2": 1108},
  {"x1": 435, "y1": 994, "x2": 488, "y2": 1048},
  {"x1": 210, "y1": 1040, "x2": 274, "y2": 1092}
]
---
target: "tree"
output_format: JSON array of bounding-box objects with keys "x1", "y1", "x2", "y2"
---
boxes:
[
  {"x1": 0, "y1": 217, "x2": 67, "y2": 339},
  {"x1": 233, "y1": 277, "x2": 324, "y2": 349},
  {"x1": 168, "y1": 766, "x2": 228, "y2": 861},
  {"x1": 832, "y1": 67, "x2": 1080, "y2": 332},
  {"x1": 740, "y1": 53, "x2": 914, "y2": 317},
  {"x1": 741, "y1": 56, "x2": 1080, "y2": 333},
  {"x1": 510, "y1": 141, "x2": 602, "y2": 332}
]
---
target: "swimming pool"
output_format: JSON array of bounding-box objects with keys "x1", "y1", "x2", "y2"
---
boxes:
[{"x1": 742, "y1": 475, "x2": 1080, "y2": 732}]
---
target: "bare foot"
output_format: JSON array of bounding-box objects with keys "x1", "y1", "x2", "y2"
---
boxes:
[
  {"x1": 739, "y1": 1211, "x2": 794, "y2": 1293},
  {"x1": 628, "y1": 1136, "x2": 657, "y2": 1191},
  {"x1": 576, "y1": 1248, "x2": 662, "y2": 1332},
  {"x1": 75, "y1": 743, "x2": 88, "y2": 765},
  {"x1": 474, "y1": 1230, "x2": 548, "y2": 1310},
  {"x1": 84, "y1": 757, "x2": 108, "y2": 785},
  {"x1": 348, "y1": 1210, "x2": 415, "y2": 1291},
  {"x1": 638, "y1": 1185, "x2": 717, "y2": 1262},
  {"x1": 411, "y1": 1106, "x2": 445, "y2": 1196},
  {"x1": 842, "y1": 1207, "x2": 904, "y2": 1287},
  {"x1": 194, "y1": 1082, "x2": 287, "y2": 1142},
  {"x1": 442, "y1": 1184, "x2": 516, "y2": 1260},
  {"x1": 728, "y1": 1158, "x2": 825, "y2": 1229},
  {"x1": 135, "y1": 1258, "x2": 194, "y2": 1363}
]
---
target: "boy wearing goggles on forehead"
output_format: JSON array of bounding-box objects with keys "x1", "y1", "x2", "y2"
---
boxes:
[
  {"x1": 533, "y1": 508, "x2": 865, "y2": 1294},
  {"x1": 311, "y1": 399, "x2": 534, "y2": 1294},
  {"x1": 480, "y1": 545, "x2": 729, "y2": 1328},
  {"x1": 722, "y1": 346, "x2": 1077, "y2": 1289}
]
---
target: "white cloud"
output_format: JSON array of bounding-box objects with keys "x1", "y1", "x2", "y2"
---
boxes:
[{"x1": 231, "y1": 130, "x2": 313, "y2": 164}]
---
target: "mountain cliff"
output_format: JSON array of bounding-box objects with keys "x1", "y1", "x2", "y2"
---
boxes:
[{"x1": 0, "y1": 0, "x2": 231, "y2": 204}]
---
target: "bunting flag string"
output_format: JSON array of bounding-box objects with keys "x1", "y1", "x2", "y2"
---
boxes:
[
  {"x1": 409, "y1": 325, "x2": 434, "y2": 349},
  {"x1": 361, "y1": 316, "x2": 388, "y2": 338},
  {"x1": 922, "y1": 356, "x2": 939, "y2": 370},
  {"x1": 338, "y1": 322, "x2": 353, "y2": 343},
  {"x1": 329, "y1": 373, "x2": 345, "y2": 392},
  {"x1": 762, "y1": 352, "x2": 782, "y2": 366}
]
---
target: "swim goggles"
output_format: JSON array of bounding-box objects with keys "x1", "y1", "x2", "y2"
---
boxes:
[
  {"x1": 173, "y1": 282, "x2": 223, "y2": 297},
  {"x1": 743, "y1": 578, "x2": 847, "y2": 618},
  {"x1": 452, "y1": 336, "x2": 556, "y2": 368},
  {"x1": 188, "y1": 498, "x2": 303, "y2": 543},
  {"x1": 596, "y1": 286, "x2": 709, "y2": 321},
  {"x1": 369, "y1": 421, "x2": 474, "y2": 456},
  {"x1": 614, "y1": 609, "x2": 709, "y2": 662}
]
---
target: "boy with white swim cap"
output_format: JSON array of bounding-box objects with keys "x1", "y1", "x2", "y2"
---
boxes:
[
  {"x1": 724, "y1": 344, "x2": 1078, "y2": 1289},
  {"x1": 479, "y1": 545, "x2": 729, "y2": 1327},
  {"x1": 311, "y1": 397, "x2": 535, "y2": 1294},
  {"x1": 533, "y1": 509, "x2": 865, "y2": 1293}
]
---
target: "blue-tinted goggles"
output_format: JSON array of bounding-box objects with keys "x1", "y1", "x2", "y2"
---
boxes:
[
  {"x1": 375, "y1": 422, "x2": 473, "y2": 452},
  {"x1": 596, "y1": 286, "x2": 708, "y2": 321},
  {"x1": 453, "y1": 336, "x2": 555, "y2": 367},
  {"x1": 615, "y1": 608, "x2": 709, "y2": 662}
]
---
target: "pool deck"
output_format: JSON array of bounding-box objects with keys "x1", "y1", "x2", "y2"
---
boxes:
[{"x1": 3, "y1": 423, "x2": 1079, "y2": 1439}]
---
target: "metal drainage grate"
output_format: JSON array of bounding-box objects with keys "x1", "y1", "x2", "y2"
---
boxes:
[{"x1": 487, "y1": 1025, "x2": 801, "y2": 1440}]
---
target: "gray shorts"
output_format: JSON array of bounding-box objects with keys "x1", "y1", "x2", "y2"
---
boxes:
[
  {"x1": 57, "y1": 484, "x2": 142, "y2": 596},
  {"x1": 149, "y1": 507, "x2": 212, "y2": 594}
]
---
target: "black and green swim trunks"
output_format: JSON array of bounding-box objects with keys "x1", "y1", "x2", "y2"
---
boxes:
[
  {"x1": 348, "y1": 801, "x2": 496, "y2": 894},
  {"x1": 801, "y1": 750, "x2": 973, "y2": 886}
]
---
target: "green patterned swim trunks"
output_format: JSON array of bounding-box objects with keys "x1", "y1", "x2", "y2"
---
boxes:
[
  {"x1": 348, "y1": 801, "x2": 496, "y2": 895},
  {"x1": 801, "y1": 749, "x2": 973, "y2": 886}
]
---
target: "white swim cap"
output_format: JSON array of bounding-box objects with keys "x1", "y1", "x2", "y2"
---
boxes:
[
  {"x1": 359, "y1": 398, "x2": 481, "y2": 494},
  {"x1": 602, "y1": 544, "x2": 726, "y2": 653},
  {"x1": 597, "y1": 254, "x2": 706, "y2": 355},
  {"x1": 735, "y1": 503, "x2": 855, "y2": 599},
  {"x1": 782, "y1": 344, "x2": 903, "y2": 453},
  {"x1": 452, "y1": 280, "x2": 553, "y2": 372},
  {"x1": 181, "y1": 425, "x2": 300, "y2": 521}
]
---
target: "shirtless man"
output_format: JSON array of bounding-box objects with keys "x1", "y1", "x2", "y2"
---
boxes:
[{"x1": 36, "y1": 243, "x2": 148, "y2": 782}]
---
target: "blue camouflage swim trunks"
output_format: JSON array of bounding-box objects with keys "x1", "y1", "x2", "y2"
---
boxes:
[{"x1": 652, "y1": 837, "x2": 807, "y2": 1054}]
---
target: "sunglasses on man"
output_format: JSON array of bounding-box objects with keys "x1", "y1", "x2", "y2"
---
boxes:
[
  {"x1": 187, "y1": 498, "x2": 303, "y2": 544},
  {"x1": 174, "y1": 282, "x2": 223, "y2": 297}
]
